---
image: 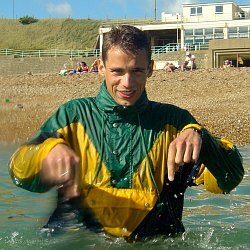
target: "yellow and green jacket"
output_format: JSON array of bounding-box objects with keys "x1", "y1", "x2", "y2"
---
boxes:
[{"x1": 9, "y1": 82, "x2": 244, "y2": 238}]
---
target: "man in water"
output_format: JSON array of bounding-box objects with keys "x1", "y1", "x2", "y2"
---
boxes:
[{"x1": 9, "y1": 25, "x2": 244, "y2": 240}]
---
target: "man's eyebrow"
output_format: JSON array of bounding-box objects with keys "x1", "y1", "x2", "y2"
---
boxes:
[{"x1": 108, "y1": 67, "x2": 123, "y2": 71}]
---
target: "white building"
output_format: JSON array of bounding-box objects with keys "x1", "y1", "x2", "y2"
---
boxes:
[
  {"x1": 98, "y1": 1, "x2": 250, "y2": 67},
  {"x1": 99, "y1": 1, "x2": 250, "y2": 50},
  {"x1": 161, "y1": 1, "x2": 250, "y2": 46}
]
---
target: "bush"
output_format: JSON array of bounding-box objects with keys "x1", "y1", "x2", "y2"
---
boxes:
[{"x1": 19, "y1": 16, "x2": 38, "y2": 25}]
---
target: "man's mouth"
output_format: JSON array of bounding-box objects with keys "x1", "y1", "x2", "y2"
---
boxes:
[{"x1": 118, "y1": 90, "x2": 136, "y2": 99}]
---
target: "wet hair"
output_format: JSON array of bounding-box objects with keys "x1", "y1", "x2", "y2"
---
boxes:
[{"x1": 102, "y1": 25, "x2": 151, "y2": 65}]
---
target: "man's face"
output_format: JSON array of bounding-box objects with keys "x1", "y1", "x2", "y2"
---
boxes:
[{"x1": 98, "y1": 46, "x2": 153, "y2": 106}]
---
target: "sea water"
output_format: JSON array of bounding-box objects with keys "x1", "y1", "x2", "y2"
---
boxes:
[{"x1": 0, "y1": 143, "x2": 249, "y2": 250}]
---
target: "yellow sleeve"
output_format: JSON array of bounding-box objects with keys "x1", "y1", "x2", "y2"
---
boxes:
[
  {"x1": 195, "y1": 164, "x2": 223, "y2": 194},
  {"x1": 181, "y1": 124, "x2": 243, "y2": 194},
  {"x1": 9, "y1": 138, "x2": 69, "y2": 192}
]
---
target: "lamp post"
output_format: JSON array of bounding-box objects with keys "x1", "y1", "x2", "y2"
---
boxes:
[
  {"x1": 154, "y1": 0, "x2": 156, "y2": 20},
  {"x1": 12, "y1": 0, "x2": 15, "y2": 19},
  {"x1": 176, "y1": 13, "x2": 179, "y2": 45}
]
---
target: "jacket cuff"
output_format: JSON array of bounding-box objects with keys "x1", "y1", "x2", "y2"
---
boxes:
[{"x1": 181, "y1": 123, "x2": 202, "y2": 133}]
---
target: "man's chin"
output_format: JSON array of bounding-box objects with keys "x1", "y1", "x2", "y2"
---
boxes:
[
  {"x1": 118, "y1": 100, "x2": 135, "y2": 107},
  {"x1": 115, "y1": 98, "x2": 135, "y2": 107}
]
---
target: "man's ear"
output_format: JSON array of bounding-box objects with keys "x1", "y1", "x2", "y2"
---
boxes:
[
  {"x1": 147, "y1": 59, "x2": 154, "y2": 78},
  {"x1": 98, "y1": 58, "x2": 105, "y2": 76}
]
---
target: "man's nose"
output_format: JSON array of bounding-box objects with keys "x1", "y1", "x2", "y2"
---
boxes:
[{"x1": 121, "y1": 72, "x2": 134, "y2": 87}]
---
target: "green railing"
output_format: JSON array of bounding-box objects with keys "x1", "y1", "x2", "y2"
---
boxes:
[
  {"x1": 0, "y1": 42, "x2": 209, "y2": 59},
  {"x1": 0, "y1": 48, "x2": 100, "y2": 58},
  {"x1": 152, "y1": 42, "x2": 209, "y2": 55}
]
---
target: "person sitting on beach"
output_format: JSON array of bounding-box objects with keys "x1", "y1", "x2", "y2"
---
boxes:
[
  {"x1": 190, "y1": 54, "x2": 196, "y2": 70},
  {"x1": 76, "y1": 62, "x2": 82, "y2": 73},
  {"x1": 89, "y1": 58, "x2": 99, "y2": 73},
  {"x1": 77, "y1": 61, "x2": 89, "y2": 74},
  {"x1": 59, "y1": 69, "x2": 68, "y2": 76},
  {"x1": 59, "y1": 63, "x2": 76, "y2": 76},
  {"x1": 9, "y1": 25, "x2": 243, "y2": 240},
  {"x1": 164, "y1": 62, "x2": 176, "y2": 73},
  {"x1": 223, "y1": 60, "x2": 233, "y2": 69},
  {"x1": 181, "y1": 51, "x2": 196, "y2": 71}
]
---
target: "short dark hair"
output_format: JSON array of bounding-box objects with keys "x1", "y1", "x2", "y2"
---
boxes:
[{"x1": 102, "y1": 25, "x2": 151, "y2": 64}]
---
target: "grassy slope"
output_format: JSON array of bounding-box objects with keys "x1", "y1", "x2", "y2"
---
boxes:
[{"x1": 0, "y1": 18, "x2": 102, "y2": 50}]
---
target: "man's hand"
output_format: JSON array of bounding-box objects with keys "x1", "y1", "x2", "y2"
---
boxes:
[
  {"x1": 40, "y1": 144, "x2": 81, "y2": 199},
  {"x1": 167, "y1": 128, "x2": 202, "y2": 181}
]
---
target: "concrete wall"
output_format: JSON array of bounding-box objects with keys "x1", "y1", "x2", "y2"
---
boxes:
[
  {"x1": 209, "y1": 37, "x2": 250, "y2": 49},
  {"x1": 208, "y1": 38, "x2": 250, "y2": 67},
  {"x1": 153, "y1": 50, "x2": 209, "y2": 69}
]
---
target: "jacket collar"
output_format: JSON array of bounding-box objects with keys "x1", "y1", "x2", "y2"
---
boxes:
[{"x1": 96, "y1": 81, "x2": 150, "y2": 115}]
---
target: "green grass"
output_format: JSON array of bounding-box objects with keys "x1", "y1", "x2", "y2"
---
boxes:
[{"x1": 0, "y1": 18, "x2": 102, "y2": 50}]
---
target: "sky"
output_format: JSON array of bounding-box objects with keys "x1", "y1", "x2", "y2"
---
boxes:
[{"x1": 0, "y1": 0, "x2": 249, "y2": 20}]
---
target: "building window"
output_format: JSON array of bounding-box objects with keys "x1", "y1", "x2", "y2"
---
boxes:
[
  {"x1": 214, "y1": 28, "x2": 223, "y2": 34},
  {"x1": 205, "y1": 28, "x2": 213, "y2": 35},
  {"x1": 195, "y1": 28, "x2": 203, "y2": 35},
  {"x1": 197, "y1": 7, "x2": 202, "y2": 15},
  {"x1": 185, "y1": 29, "x2": 194, "y2": 36},
  {"x1": 238, "y1": 26, "x2": 249, "y2": 38},
  {"x1": 184, "y1": 28, "x2": 206, "y2": 44},
  {"x1": 228, "y1": 27, "x2": 237, "y2": 33},
  {"x1": 239, "y1": 26, "x2": 248, "y2": 33},
  {"x1": 228, "y1": 26, "x2": 250, "y2": 38},
  {"x1": 190, "y1": 8, "x2": 196, "y2": 15},
  {"x1": 205, "y1": 28, "x2": 214, "y2": 39},
  {"x1": 228, "y1": 27, "x2": 238, "y2": 38},
  {"x1": 214, "y1": 28, "x2": 224, "y2": 39},
  {"x1": 215, "y1": 5, "x2": 223, "y2": 14},
  {"x1": 190, "y1": 7, "x2": 202, "y2": 16}
]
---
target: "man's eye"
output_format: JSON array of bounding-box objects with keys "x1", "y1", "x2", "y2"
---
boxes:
[
  {"x1": 133, "y1": 69, "x2": 145, "y2": 74},
  {"x1": 111, "y1": 69, "x2": 123, "y2": 74}
]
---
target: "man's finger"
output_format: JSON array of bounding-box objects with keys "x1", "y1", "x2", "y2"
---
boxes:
[
  {"x1": 183, "y1": 143, "x2": 193, "y2": 163},
  {"x1": 192, "y1": 140, "x2": 202, "y2": 162},
  {"x1": 167, "y1": 144, "x2": 177, "y2": 181}
]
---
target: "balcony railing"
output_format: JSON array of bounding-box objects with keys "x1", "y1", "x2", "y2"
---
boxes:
[{"x1": 152, "y1": 42, "x2": 209, "y2": 56}]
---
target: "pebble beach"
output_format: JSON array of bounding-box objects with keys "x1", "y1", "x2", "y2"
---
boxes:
[{"x1": 0, "y1": 67, "x2": 249, "y2": 146}]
